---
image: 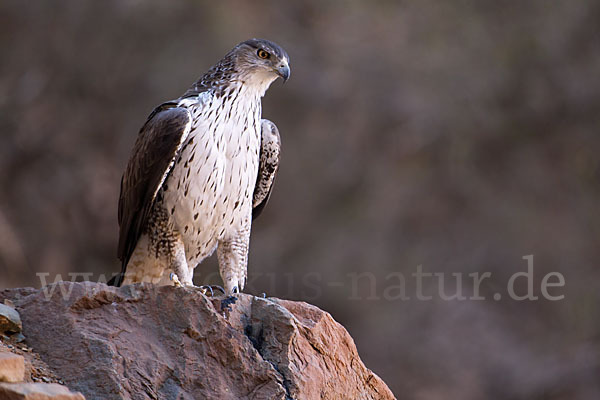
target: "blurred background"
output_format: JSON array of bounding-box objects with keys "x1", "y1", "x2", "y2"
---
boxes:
[{"x1": 1, "y1": 1, "x2": 599, "y2": 398}]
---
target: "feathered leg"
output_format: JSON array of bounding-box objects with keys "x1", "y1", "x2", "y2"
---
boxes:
[
  {"x1": 169, "y1": 236, "x2": 193, "y2": 286},
  {"x1": 217, "y1": 226, "x2": 250, "y2": 294}
]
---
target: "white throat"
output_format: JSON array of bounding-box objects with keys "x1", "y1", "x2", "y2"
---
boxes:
[{"x1": 239, "y1": 71, "x2": 278, "y2": 98}]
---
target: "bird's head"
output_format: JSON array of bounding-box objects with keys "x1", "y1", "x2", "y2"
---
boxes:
[{"x1": 232, "y1": 39, "x2": 290, "y2": 87}]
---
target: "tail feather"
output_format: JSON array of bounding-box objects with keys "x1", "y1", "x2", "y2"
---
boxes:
[{"x1": 107, "y1": 259, "x2": 127, "y2": 287}]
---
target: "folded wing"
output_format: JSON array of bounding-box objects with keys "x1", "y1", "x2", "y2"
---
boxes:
[
  {"x1": 252, "y1": 119, "x2": 281, "y2": 219},
  {"x1": 114, "y1": 104, "x2": 192, "y2": 286}
]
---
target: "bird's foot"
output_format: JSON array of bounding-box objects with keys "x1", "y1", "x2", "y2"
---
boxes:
[
  {"x1": 199, "y1": 285, "x2": 226, "y2": 297},
  {"x1": 170, "y1": 273, "x2": 183, "y2": 287}
]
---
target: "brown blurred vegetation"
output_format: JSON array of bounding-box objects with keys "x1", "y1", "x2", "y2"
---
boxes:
[{"x1": 1, "y1": 1, "x2": 599, "y2": 398}]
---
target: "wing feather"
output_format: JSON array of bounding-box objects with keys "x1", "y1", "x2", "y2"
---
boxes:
[
  {"x1": 112, "y1": 103, "x2": 191, "y2": 286},
  {"x1": 252, "y1": 119, "x2": 281, "y2": 220}
]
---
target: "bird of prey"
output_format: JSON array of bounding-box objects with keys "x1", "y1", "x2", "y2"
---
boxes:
[{"x1": 110, "y1": 39, "x2": 289, "y2": 294}]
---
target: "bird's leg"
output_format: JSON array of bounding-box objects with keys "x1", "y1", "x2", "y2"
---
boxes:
[
  {"x1": 170, "y1": 237, "x2": 193, "y2": 286},
  {"x1": 217, "y1": 228, "x2": 250, "y2": 294},
  {"x1": 169, "y1": 236, "x2": 225, "y2": 296}
]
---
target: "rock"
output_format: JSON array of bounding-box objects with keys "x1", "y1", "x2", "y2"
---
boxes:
[
  {"x1": 0, "y1": 303, "x2": 22, "y2": 335},
  {"x1": 0, "y1": 382, "x2": 85, "y2": 399},
  {"x1": 0, "y1": 352, "x2": 25, "y2": 382},
  {"x1": 13, "y1": 333, "x2": 26, "y2": 343},
  {"x1": 3, "y1": 282, "x2": 396, "y2": 400}
]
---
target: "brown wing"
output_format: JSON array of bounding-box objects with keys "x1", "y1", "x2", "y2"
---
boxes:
[
  {"x1": 112, "y1": 103, "x2": 191, "y2": 286},
  {"x1": 252, "y1": 119, "x2": 281, "y2": 220}
]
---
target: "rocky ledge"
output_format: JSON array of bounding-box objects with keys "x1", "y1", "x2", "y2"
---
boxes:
[{"x1": 0, "y1": 282, "x2": 395, "y2": 400}]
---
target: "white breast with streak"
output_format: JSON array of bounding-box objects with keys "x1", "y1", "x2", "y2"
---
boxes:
[{"x1": 163, "y1": 85, "x2": 262, "y2": 265}]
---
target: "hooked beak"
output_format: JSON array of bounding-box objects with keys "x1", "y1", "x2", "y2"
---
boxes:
[{"x1": 276, "y1": 61, "x2": 290, "y2": 82}]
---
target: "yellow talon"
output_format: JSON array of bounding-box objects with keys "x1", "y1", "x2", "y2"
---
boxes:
[{"x1": 170, "y1": 273, "x2": 183, "y2": 287}]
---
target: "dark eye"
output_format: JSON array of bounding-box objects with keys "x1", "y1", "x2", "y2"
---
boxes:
[{"x1": 257, "y1": 49, "x2": 270, "y2": 59}]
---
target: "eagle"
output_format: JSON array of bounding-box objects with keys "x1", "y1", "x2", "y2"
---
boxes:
[{"x1": 109, "y1": 39, "x2": 289, "y2": 294}]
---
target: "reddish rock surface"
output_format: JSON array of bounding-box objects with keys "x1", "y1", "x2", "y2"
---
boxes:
[
  {"x1": 1, "y1": 282, "x2": 395, "y2": 400},
  {"x1": 0, "y1": 352, "x2": 25, "y2": 383},
  {"x1": 0, "y1": 382, "x2": 85, "y2": 400}
]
